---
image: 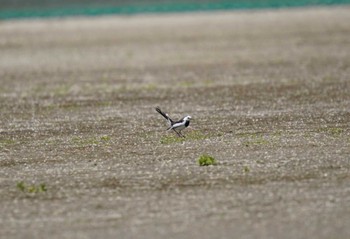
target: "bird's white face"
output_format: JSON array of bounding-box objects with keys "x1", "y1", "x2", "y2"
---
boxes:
[{"x1": 184, "y1": 116, "x2": 192, "y2": 121}]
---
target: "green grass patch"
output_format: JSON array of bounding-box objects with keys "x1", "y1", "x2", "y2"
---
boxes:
[
  {"x1": 160, "y1": 135, "x2": 185, "y2": 144},
  {"x1": 17, "y1": 181, "x2": 47, "y2": 194},
  {"x1": 198, "y1": 154, "x2": 217, "y2": 166},
  {"x1": 177, "y1": 81, "x2": 194, "y2": 88},
  {"x1": 243, "y1": 135, "x2": 269, "y2": 147},
  {"x1": 71, "y1": 135, "x2": 111, "y2": 147},
  {"x1": 59, "y1": 102, "x2": 82, "y2": 110},
  {"x1": 141, "y1": 83, "x2": 158, "y2": 91},
  {"x1": 236, "y1": 132, "x2": 262, "y2": 138},
  {"x1": 100, "y1": 135, "x2": 111, "y2": 141},
  {"x1": 0, "y1": 139, "x2": 16, "y2": 148},
  {"x1": 326, "y1": 127, "x2": 343, "y2": 136},
  {"x1": 160, "y1": 130, "x2": 207, "y2": 144},
  {"x1": 272, "y1": 130, "x2": 283, "y2": 137},
  {"x1": 317, "y1": 127, "x2": 344, "y2": 137},
  {"x1": 237, "y1": 131, "x2": 284, "y2": 147},
  {"x1": 53, "y1": 84, "x2": 71, "y2": 96}
]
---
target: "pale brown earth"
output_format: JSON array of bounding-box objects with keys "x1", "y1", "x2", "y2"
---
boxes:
[{"x1": 0, "y1": 6, "x2": 350, "y2": 239}]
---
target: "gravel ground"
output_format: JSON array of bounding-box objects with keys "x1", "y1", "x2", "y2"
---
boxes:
[{"x1": 0, "y1": 6, "x2": 350, "y2": 239}]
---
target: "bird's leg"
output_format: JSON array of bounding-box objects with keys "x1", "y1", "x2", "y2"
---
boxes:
[
  {"x1": 179, "y1": 131, "x2": 185, "y2": 138},
  {"x1": 176, "y1": 130, "x2": 185, "y2": 138},
  {"x1": 173, "y1": 129, "x2": 182, "y2": 137}
]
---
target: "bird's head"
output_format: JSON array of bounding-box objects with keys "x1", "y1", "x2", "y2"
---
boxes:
[{"x1": 184, "y1": 116, "x2": 192, "y2": 121}]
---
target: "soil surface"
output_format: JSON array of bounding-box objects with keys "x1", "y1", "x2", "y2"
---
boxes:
[{"x1": 1, "y1": 7, "x2": 350, "y2": 239}]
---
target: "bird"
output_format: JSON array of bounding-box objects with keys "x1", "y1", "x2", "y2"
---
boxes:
[{"x1": 155, "y1": 107, "x2": 192, "y2": 137}]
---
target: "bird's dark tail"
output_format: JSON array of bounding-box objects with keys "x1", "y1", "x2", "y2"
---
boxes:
[{"x1": 155, "y1": 107, "x2": 173, "y2": 125}]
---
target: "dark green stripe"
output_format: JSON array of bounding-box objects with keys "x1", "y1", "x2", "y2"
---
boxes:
[{"x1": 1, "y1": 0, "x2": 350, "y2": 20}]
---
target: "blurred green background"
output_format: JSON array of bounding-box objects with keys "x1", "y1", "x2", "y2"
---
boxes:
[{"x1": 1, "y1": 0, "x2": 349, "y2": 19}]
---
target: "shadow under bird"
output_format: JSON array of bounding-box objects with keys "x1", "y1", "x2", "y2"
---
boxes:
[{"x1": 155, "y1": 107, "x2": 192, "y2": 137}]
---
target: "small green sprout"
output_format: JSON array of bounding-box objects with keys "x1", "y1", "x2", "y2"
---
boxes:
[
  {"x1": 16, "y1": 181, "x2": 26, "y2": 192},
  {"x1": 38, "y1": 183, "x2": 47, "y2": 192},
  {"x1": 243, "y1": 166, "x2": 250, "y2": 173}
]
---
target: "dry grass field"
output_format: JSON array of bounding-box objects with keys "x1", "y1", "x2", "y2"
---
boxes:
[{"x1": 0, "y1": 6, "x2": 350, "y2": 239}]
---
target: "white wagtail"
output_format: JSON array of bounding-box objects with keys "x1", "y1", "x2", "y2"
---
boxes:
[{"x1": 155, "y1": 107, "x2": 192, "y2": 137}]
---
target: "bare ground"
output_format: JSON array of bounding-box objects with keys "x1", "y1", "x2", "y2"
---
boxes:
[{"x1": 0, "y1": 6, "x2": 350, "y2": 239}]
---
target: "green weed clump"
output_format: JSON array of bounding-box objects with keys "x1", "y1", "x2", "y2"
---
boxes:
[
  {"x1": 198, "y1": 154, "x2": 217, "y2": 166},
  {"x1": 16, "y1": 181, "x2": 47, "y2": 194}
]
